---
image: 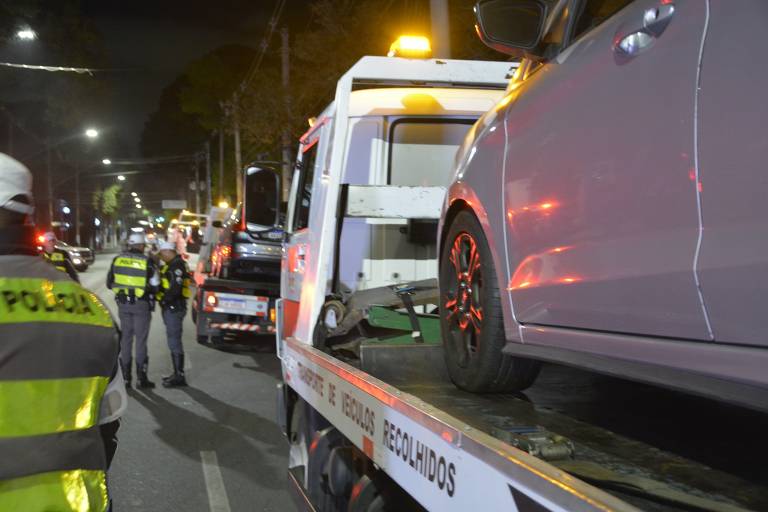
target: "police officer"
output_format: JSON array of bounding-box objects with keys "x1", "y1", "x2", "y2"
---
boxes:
[
  {"x1": 40, "y1": 231, "x2": 79, "y2": 282},
  {"x1": 107, "y1": 232, "x2": 160, "y2": 388},
  {"x1": 0, "y1": 152, "x2": 126, "y2": 510},
  {"x1": 156, "y1": 240, "x2": 191, "y2": 387}
]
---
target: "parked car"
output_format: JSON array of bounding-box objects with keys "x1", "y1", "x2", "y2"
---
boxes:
[{"x1": 439, "y1": 0, "x2": 768, "y2": 411}]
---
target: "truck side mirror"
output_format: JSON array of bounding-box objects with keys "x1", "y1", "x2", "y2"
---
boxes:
[
  {"x1": 244, "y1": 165, "x2": 282, "y2": 232},
  {"x1": 474, "y1": 0, "x2": 548, "y2": 58}
]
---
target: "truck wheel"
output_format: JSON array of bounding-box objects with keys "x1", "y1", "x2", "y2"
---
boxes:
[{"x1": 440, "y1": 210, "x2": 540, "y2": 392}]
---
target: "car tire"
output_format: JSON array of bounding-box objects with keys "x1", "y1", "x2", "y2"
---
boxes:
[{"x1": 440, "y1": 210, "x2": 541, "y2": 392}]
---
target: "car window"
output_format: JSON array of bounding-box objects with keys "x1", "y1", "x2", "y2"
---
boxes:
[
  {"x1": 294, "y1": 141, "x2": 318, "y2": 231},
  {"x1": 571, "y1": 0, "x2": 635, "y2": 42}
]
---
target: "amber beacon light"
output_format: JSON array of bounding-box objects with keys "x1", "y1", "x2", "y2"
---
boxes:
[{"x1": 387, "y1": 35, "x2": 432, "y2": 59}]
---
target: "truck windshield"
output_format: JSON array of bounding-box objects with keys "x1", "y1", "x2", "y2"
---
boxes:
[
  {"x1": 389, "y1": 120, "x2": 474, "y2": 187},
  {"x1": 245, "y1": 169, "x2": 280, "y2": 228}
]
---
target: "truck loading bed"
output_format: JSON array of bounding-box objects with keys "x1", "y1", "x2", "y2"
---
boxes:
[
  {"x1": 283, "y1": 330, "x2": 767, "y2": 511},
  {"x1": 280, "y1": 277, "x2": 767, "y2": 511}
]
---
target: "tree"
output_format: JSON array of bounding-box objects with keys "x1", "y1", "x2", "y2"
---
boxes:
[{"x1": 179, "y1": 45, "x2": 255, "y2": 130}]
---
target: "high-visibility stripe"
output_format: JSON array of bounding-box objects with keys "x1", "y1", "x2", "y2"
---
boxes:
[
  {"x1": 113, "y1": 274, "x2": 147, "y2": 287},
  {"x1": 113, "y1": 256, "x2": 147, "y2": 270},
  {"x1": 0, "y1": 324, "x2": 117, "y2": 380},
  {"x1": 0, "y1": 469, "x2": 108, "y2": 512},
  {"x1": 112, "y1": 265, "x2": 147, "y2": 277},
  {"x1": 43, "y1": 252, "x2": 67, "y2": 272},
  {"x1": 0, "y1": 278, "x2": 113, "y2": 328},
  {"x1": 0, "y1": 377, "x2": 109, "y2": 438},
  {"x1": 0, "y1": 427, "x2": 106, "y2": 481}
]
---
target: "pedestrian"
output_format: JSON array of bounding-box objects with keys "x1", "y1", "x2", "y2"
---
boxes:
[
  {"x1": 156, "y1": 240, "x2": 192, "y2": 387},
  {"x1": 0, "y1": 152, "x2": 126, "y2": 510},
  {"x1": 107, "y1": 232, "x2": 160, "y2": 388},
  {"x1": 39, "y1": 231, "x2": 79, "y2": 282}
]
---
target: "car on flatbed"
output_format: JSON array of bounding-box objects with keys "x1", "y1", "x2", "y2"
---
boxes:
[{"x1": 437, "y1": 0, "x2": 768, "y2": 411}]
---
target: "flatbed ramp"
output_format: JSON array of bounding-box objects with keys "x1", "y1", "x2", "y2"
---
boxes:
[{"x1": 281, "y1": 336, "x2": 766, "y2": 511}]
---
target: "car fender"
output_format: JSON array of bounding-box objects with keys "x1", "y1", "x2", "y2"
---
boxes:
[{"x1": 441, "y1": 180, "x2": 523, "y2": 343}]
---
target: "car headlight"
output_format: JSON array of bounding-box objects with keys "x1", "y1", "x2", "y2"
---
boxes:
[
  {"x1": 70, "y1": 251, "x2": 80, "y2": 257},
  {"x1": 72, "y1": 258, "x2": 82, "y2": 265}
]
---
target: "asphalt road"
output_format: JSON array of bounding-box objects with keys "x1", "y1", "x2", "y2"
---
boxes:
[{"x1": 80, "y1": 253, "x2": 292, "y2": 512}]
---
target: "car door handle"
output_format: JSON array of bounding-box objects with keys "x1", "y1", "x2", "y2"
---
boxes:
[{"x1": 615, "y1": 3, "x2": 675, "y2": 56}]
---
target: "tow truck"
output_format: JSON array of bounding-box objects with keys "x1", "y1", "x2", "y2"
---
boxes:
[
  {"x1": 271, "y1": 39, "x2": 767, "y2": 512},
  {"x1": 192, "y1": 165, "x2": 283, "y2": 347}
]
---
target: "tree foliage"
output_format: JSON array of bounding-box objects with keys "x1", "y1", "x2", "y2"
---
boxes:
[{"x1": 141, "y1": 0, "x2": 507, "y2": 194}]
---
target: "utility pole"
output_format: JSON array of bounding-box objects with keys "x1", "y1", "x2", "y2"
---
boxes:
[
  {"x1": 430, "y1": 0, "x2": 452, "y2": 59},
  {"x1": 74, "y1": 168, "x2": 81, "y2": 245},
  {"x1": 232, "y1": 93, "x2": 243, "y2": 202},
  {"x1": 205, "y1": 140, "x2": 212, "y2": 211},
  {"x1": 194, "y1": 156, "x2": 201, "y2": 214},
  {"x1": 218, "y1": 126, "x2": 225, "y2": 202},
  {"x1": 46, "y1": 140, "x2": 54, "y2": 229},
  {"x1": 281, "y1": 27, "x2": 292, "y2": 201}
]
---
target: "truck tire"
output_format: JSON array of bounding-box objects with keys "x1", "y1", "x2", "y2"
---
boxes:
[{"x1": 439, "y1": 210, "x2": 540, "y2": 392}]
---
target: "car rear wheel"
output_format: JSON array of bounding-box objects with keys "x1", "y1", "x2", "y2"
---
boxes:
[{"x1": 440, "y1": 210, "x2": 541, "y2": 392}]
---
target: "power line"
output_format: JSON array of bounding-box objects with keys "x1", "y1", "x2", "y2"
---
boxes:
[{"x1": 240, "y1": 0, "x2": 287, "y2": 92}]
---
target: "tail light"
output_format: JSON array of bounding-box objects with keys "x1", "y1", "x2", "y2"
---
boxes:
[
  {"x1": 204, "y1": 293, "x2": 218, "y2": 312},
  {"x1": 269, "y1": 307, "x2": 276, "y2": 324}
]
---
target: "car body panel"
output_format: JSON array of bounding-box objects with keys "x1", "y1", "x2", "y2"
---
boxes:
[
  {"x1": 696, "y1": 1, "x2": 768, "y2": 347},
  {"x1": 498, "y1": 0, "x2": 710, "y2": 340}
]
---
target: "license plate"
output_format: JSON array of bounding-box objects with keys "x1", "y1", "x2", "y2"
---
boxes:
[{"x1": 215, "y1": 295, "x2": 268, "y2": 316}]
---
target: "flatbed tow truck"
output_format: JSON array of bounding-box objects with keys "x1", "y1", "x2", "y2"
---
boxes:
[{"x1": 272, "y1": 52, "x2": 767, "y2": 512}]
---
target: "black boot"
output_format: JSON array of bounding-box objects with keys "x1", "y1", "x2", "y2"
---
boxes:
[
  {"x1": 137, "y1": 363, "x2": 155, "y2": 389},
  {"x1": 162, "y1": 353, "x2": 187, "y2": 387},
  {"x1": 120, "y1": 360, "x2": 132, "y2": 389}
]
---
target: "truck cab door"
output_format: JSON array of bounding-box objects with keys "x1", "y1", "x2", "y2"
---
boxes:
[{"x1": 282, "y1": 120, "x2": 328, "y2": 341}]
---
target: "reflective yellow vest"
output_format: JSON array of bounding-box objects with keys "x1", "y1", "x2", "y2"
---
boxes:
[
  {"x1": 111, "y1": 253, "x2": 149, "y2": 298},
  {"x1": 0, "y1": 255, "x2": 118, "y2": 512},
  {"x1": 44, "y1": 251, "x2": 67, "y2": 273},
  {"x1": 156, "y1": 259, "x2": 192, "y2": 302}
]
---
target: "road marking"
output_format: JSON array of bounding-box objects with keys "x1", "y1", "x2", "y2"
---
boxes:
[{"x1": 200, "y1": 450, "x2": 231, "y2": 512}]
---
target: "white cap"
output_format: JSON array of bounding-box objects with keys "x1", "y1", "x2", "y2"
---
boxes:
[
  {"x1": 42, "y1": 232, "x2": 56, "y2": 242},
  {"x1": 158, "y1": 240, "x2": 176, "y2": 251},
  {"x1": 0, "y1": 153, "x2": 34, "y2": 215},
  {"x1": 127, "y1": 233, "x2": 146, "y2": 245}
]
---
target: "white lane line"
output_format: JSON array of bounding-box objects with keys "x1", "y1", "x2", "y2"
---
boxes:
[{"x1": 200, "y1": 450, "x2": 231, "y2": 512}]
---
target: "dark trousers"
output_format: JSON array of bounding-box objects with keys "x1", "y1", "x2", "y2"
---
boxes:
[
  {"x1": 162, "y1": 307, "x2": 186, "y2": 357},
  {"x1": 118, "y1": 300, "x2": 152, "y2": 369}
]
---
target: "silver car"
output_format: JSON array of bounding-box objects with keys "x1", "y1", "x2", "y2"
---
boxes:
[{"x1": 439, "y1": 0, "x2": 768, "y2": 410}]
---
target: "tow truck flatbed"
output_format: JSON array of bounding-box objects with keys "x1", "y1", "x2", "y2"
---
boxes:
[{"x1": 281, "y1": 334, "x2": 766, "y2": 511}]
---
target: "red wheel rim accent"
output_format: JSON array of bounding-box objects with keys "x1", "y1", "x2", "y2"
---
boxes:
[{"x1": 444, "y1": 232, "x2": 484, "y2": 368}]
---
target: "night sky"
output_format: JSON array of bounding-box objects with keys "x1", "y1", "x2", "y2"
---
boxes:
[{"x1": 80, "y1": 0, "x2": 294, "y2": 155}]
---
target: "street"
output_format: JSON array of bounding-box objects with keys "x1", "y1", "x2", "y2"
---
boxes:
[{"x1": 79, "y1": 253, "x2": 292, "y2": 512}]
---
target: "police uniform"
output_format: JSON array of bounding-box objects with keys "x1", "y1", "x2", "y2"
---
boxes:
[
  {"x1": 43, "y1": 248, "x2": 80, "y2": 282},
  {"x1": 0, "y1": 223, "x2": 125, "y2": 511},
  {"x1": 107, "y1": 247, "x2": 158, "y2": 388},
  {"x1": 157, "y1": 253, "x2": 192, "y2": 387}
]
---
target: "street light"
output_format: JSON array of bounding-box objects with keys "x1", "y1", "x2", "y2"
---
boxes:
[
  {"x1": 218, "y1": 201, "x2": 229, "y2": 209},
  {"x1": 133, "y1": 197, "x2": 140, "y2": 203},
  {"x1": 117, "y1": 175, "x2": 126, "y2": 182},
  {"x1": 131, "y1": 192, "x2": 137, "y2": 197},
  {"x1": 17, "y1": 29, "x2": 36, "y2": 41},
  {"x1": 135, "y1": 204, "x2": 141, "y2": 209},
  {"x1": 85, "y1": 128, "x2": 99, "y2": 139},
  {"x1": 102, "y1": 158, "x2": 112, "y2": 165}
]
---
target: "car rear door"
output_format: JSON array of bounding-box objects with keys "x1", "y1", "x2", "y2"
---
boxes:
[
  {"x1": 696, "y1": 2, "x2": 768, "y2": 347},
  {"x1": 503, "y1": 0, "x2": 711, "y2": 340}
]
